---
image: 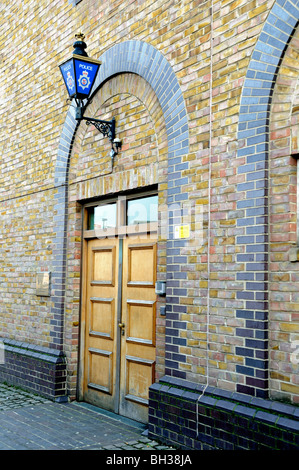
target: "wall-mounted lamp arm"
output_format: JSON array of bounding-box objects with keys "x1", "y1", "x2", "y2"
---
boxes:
[
  {"x1": 81, "y1": 116, "x2": 116, "y2": 143},
  {"x1": 75, "y1": 106, "x2": 121, "y2": 162}
]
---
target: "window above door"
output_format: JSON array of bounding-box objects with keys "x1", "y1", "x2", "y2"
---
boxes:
[
  {"x1": 88, "y1": 203, "x2": 117, "y2": 231},
  {"x1": 85, "y1": 191, "x2": 158, "y2": 238},
  {"x1": 126, "y1": 195, "x2": 158, "y2": 226}
]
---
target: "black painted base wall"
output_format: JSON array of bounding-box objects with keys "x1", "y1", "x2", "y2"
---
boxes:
[
  {"x1": 0, "y1": 338, "x2": 67, "y2": 402},
  {"x1": 148, "y1": 376, "x2": 299, "y2": 450}
]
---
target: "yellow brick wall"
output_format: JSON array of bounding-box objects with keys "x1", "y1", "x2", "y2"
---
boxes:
[
  {"x1": 269, "y1": 27, "x2": 299, "y2": 402},
  {"x1": 1, "y1": 0, "x2": 298, "y2": 403}
]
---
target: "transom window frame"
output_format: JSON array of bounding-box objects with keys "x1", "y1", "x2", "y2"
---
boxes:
[{"x1": 83, "y1": 189, "x2": 158, "y2": 240}]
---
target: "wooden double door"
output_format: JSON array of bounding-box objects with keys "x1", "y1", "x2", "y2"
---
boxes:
[{"x1": 82, "y1": 234, "x2": 157, "y2": 423}]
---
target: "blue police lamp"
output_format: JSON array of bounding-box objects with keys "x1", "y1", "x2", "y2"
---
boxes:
[{"x1": 59, "y1": 33, "x2": 121, "y2": 161}]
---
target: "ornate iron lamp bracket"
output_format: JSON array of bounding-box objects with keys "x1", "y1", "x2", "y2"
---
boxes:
[
  {"x1": 84, "y1": 116, "x2": 116, "y2": 143},
  {"x1": 75, "y1": 106, "x2": 115, "y2": 142},
  {"x1": 75, "y1": 105, "x2": 120, "y2": 159}
]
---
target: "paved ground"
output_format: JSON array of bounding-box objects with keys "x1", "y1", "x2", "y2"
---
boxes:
[{"x1": 0, "y1": 383, "x2": 174, "y2": 451}]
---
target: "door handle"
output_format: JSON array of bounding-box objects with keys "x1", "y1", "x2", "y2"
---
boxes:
[{"x1": 118, "y1": 322, "x2": 125, "y2": 335}]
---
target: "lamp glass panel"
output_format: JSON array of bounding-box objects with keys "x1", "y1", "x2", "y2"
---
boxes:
[
  {"x1": 74, "y1": 58, "x2": 100, "y2": 98},
  {"x1": 59, "y1": 59, "x2": 76, "y2": 98}
]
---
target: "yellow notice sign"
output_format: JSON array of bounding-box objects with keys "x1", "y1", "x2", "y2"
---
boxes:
[{"x1": 174, "y1": 224, "x2": 190, "y2": 239}]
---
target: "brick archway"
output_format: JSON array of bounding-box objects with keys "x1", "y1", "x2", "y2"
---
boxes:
[
  {"x1": 51, "y1": 41, "x2": 189, "y2": 357},
  {"x1": 268, "y1": 26, "x2": 299, "y2": 402},
  {"x1": 236, "y1": 1, "x2": 299, "y2": 398},
  {"x1": 64, "y1": 73, "x2": 169, "y2": 394}
]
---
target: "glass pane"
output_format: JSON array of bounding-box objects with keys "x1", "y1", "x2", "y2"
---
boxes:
[
  {"x1": 127, "y1": 195, "x2": 158, "y2": 225},
  {"x1": 88, "y1": 204, "x2": 117, "y2": 230}
]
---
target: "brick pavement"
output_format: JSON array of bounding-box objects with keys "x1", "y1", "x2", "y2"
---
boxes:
[{"x1": 0, "y1": 383, "x2": 174, "y2": 450}]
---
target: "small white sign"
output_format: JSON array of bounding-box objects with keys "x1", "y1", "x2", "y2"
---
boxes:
[{"x1": 36, "y1": 272, "x2": 51, "y2": 296}]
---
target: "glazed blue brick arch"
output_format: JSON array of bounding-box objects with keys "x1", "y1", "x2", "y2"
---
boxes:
[
  {"x1": 54, "y1": 40, "x2": 190, "y2": 374},
  {"x1": 236, "y1": 0, "x2": 299, "y2": 397}
]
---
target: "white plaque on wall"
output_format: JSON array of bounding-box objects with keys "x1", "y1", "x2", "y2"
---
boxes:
[{"x1": 36, "y1": 272, "x2": 51, "y2": 296}]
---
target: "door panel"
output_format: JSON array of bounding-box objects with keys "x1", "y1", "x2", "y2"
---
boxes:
[
  {"x1": 125, "y1": 356, "x2": 155, "y2": 405},
  {"x1": 89, "y1": 297, "x2": 115, "y2": 338},
  {"x1": 91, "y1": 246, "x2": 116, "y2": 285},
  {"x1": 126, "y1": 300, "x2": 156, "y2": 345},
  {"x1": 83, "y1": 238, "x2": 119, "y2": 413},
  {"x1": 88, "y1": 348, "x2": 113, "y2": 394},
  {"x1": 83, "y1": 235, "x2": 157, "y2": 423},
  {"x1": 127, "y1": 243, "x2": 156, "y2": 286},
  {"x1": 119, "y1": 237, "x2": 157, "y2": 423}
]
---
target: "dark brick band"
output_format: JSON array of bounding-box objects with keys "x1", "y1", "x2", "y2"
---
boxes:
[
  {"x1": 236, "y1": 0, "x2": 299, "y2": 397},
  {"x1": 148, "y1": 376, "x2": 299, "y2": 450},
  {"x1": 0, "y1": 338, "x2": 67, "y2": 401}
]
